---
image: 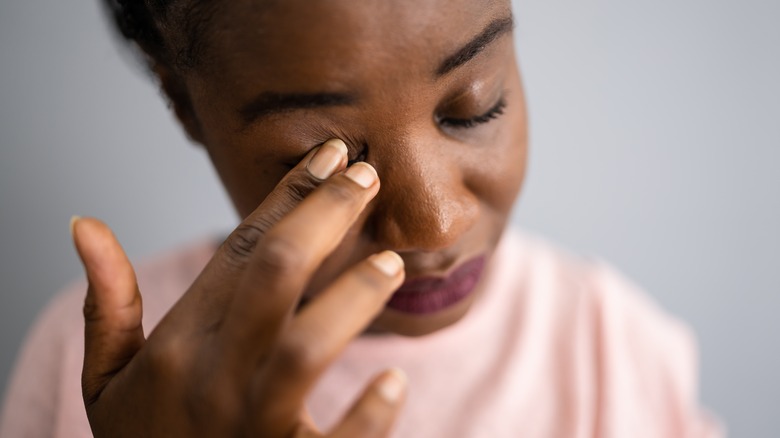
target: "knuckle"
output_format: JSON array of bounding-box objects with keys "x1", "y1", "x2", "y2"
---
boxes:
[
  {"x1": 273, "y1": 333, "x2": 321, "y2": 378},
  {"x1": 255, "y1": 235, "x2": 309, "y2": 276},
  {"x1": 322, "y1": 179, "x2": 361, "y2": 205},
  {"x1": 283, "y1": 172, "x2": 319, "y2": 203},
  {"x1": 224, "y1": 223, "x2": 265, "y2": 265},
  {"x1": 81, "y1": 376, "x2": 104, "y2": 408},
  {"x1": 82, "y1": 291, "x2": 102, "y2": 323}
]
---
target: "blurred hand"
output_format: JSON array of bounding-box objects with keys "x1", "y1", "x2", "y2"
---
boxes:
[{"x1": 72, "y1": 139, "x2": 407, "y2": 437}]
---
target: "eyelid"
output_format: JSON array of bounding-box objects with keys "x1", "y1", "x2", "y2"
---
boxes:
[
  {"x1": 284, "y1": 127, "x2": 367, "y2": 167},
  {"x1": 438, "y1": 92, "x2": 508, "y2": 129},
  {"x1": 439, "y1": 78, "x2": 492, "y2": 109}
]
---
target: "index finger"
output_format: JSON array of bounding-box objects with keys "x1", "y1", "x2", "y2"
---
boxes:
[
  {"x1": 218, "y1": 161, "x2": 381, "y2": 352},
  {"x1": 161, "y1": 139, "x2": 349, "y2": 333}
]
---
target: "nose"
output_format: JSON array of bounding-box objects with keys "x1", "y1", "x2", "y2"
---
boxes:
[{"x1": 366, "y1": 134, "x2": 480, "y2": 253}]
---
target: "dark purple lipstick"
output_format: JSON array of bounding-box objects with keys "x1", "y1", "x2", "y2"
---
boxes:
[{"x1": 386, "y1": 255, "x2": 487, "y2": 314}]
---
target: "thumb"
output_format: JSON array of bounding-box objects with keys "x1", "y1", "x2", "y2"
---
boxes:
[{"x1": 71, "y1": 216, "x2": 145, "y2": 405}]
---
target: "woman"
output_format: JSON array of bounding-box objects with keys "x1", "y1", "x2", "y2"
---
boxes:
[{"x1": 0, "y1": 0, "x2": 721, "y2": 436}]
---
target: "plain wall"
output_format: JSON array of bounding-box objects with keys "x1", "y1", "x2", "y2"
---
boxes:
[{"x1": 1, "y1": 0, "x2": 778, "y2": 435}]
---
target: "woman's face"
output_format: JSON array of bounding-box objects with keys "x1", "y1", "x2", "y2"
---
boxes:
[{"x1": 176, "y1": 0, "x2": 527, "y2": 336}]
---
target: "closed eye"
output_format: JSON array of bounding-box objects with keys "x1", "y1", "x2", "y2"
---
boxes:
[{"x1": 438, "y1": 97, "x2": 507, "y2": 129}]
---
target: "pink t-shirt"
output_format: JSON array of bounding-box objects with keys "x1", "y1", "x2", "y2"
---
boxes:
[{"x1": 0, "y1": 229, "x2": 723, "y2": 437}]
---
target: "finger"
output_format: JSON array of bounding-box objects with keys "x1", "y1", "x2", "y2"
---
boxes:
[
  {"x1": 216, "y1": 138, "x2": 350, "y2": 271},
  {"x1": 328, "y1": 369, "x2": 407, "y2": 438},
  {"x1": 71, "y1": 216, "x2": 145, "y2": 405},
  {"x1": 252, "y1": 251, "x2": 403, "y2": 420},
  {"x1": 165, "y1": 139, "x2": 348, "y2": 331},
  {"x1": 218, "y1": 161, "x2": 380, "y2": 360}
]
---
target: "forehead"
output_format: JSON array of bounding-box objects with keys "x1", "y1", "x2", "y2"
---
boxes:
[{"x1": 201, "y1": 0, "x2": 510, "y2": 90}]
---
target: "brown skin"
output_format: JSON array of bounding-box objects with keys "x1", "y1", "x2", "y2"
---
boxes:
[
  {"x1": 74, "y1": 0, "x2": 527, "y2": 436},
  {"x1": 179, "y1": 0, "x2": 527, "y2": 335}
]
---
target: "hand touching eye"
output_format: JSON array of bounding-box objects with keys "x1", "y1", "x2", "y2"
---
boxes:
[{"x1": 73, "y1": 139, "x2": 407, "y2": 437}]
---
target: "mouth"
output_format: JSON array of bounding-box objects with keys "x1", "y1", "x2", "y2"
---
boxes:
[{"x1": 385, "y1": 255, "x2": 487, "y2": 315}]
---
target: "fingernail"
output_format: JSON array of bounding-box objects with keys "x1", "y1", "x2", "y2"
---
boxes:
[
  {"x1": 307, "y1": 139, "x2": 347, "y2": 180},
  {"x1": 378, "y1": 368, "x2": 407, "y2": 402},
  {"x1": 69, "y1": 215, "x2": 81, "y2": 237},
  {"x1": 369, "y1": 251, "x2": 404, "y2": 277},
  {"x1": 344, "y1": 162, "x2": 378, "y2": 188}
]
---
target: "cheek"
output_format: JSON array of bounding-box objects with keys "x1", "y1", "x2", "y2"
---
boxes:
[
  {"x1": 205, "y1": 143, "x2": 285, "y2": 219},
  {"x1": 199, "y1": 124, "x2": 303, "y2": 220},
  {"x1": 191, "y1": 88, "x2": 293, "y2": 220},
  {"x1": 465, "y1": 87, "x2": 528, "y2": 214}
]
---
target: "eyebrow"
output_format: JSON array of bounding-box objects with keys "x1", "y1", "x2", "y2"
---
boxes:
[
  {"x1": 239, "y1": 14, "x2": 514, "y2": 125},
  {"x1": 240, "y1": 92, "x2": 356, "y2": 125},
  {"x1": 436, "y1": 14, "x2": 514, "y2": 77}
]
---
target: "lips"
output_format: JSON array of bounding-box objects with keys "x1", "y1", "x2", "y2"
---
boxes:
[{"x1": 385, "y1": 255, "x2": 487, "y2": 314}]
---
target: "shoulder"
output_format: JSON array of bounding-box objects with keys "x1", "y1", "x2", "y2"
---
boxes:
[
  {"x1": 499, "y1": 228, "x2": 722, "y2": 437},
  {"x1": 501, "y1": 228, "x2": 693, "y2": 352}
]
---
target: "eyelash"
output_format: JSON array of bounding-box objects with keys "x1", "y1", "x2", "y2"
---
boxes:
[
  {"x1": 438, "y1": 97, "x2": 508, "y2": 129},
  {"x1": 283, "y1": 96, "x2": 507, "y2": 168},
  {"x1": 347, "y1": 148, "x2": 367, "y2": 166},
  {"x1": 284, "y1": 141, "x2": 366, "y2": 169}
]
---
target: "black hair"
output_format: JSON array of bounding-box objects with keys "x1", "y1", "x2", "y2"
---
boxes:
[{"x1": 101, "y1": 0, "x2": 215, "y2": 72}]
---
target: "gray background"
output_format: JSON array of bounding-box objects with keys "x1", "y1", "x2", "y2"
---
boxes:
[{"x1": 1, "y1": 0, "x2": 778, "y2": 435}]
